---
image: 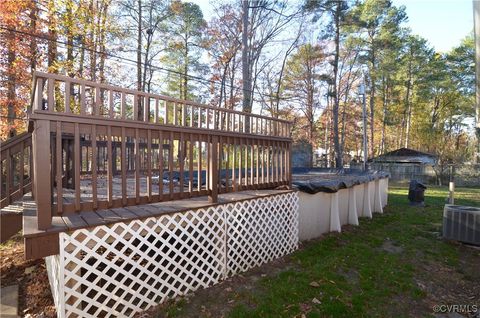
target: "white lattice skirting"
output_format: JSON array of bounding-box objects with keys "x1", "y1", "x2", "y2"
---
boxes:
[{"x1": 45, "y1": 192, "x2": 299, "y2": 318}]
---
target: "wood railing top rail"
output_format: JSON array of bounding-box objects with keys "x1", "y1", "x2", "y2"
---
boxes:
[
  {"x1": 0, "y1": 131, "x2": 32, "y2": 150},
  {"x1": 31, "y1": 72, "x2": 292, "y2": 137},
  {"x1": 29, "y1": 111, "x2": 291, "y2": 142}
]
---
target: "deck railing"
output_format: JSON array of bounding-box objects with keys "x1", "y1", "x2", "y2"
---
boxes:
[
  {"x1": 28, "y1": 72, "x2": 293, "y2": 230},
  {"x1": 32, "y1": 71, "x2": 291, "y2": 137},
  {"x1": 0, "y1": 132, "x2": 33, "y2": 208}
]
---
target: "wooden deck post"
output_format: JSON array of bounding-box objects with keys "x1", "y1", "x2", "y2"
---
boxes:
[
  {"x1": 208, "y1": 135, "x2": 218, "y2": 203},
  {"x1": 33, "y1": 119, "x2": 52, "y2": 230}
]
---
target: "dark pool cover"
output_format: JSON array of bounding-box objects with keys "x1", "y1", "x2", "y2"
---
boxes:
[{"x1": 292, "y1": 168, "x2": 390, "y2": 194}]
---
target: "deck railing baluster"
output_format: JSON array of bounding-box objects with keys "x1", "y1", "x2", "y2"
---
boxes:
[
  {"x1": 232, "y1": 138, "x2": 237, "y2": 192},
  {"x1": 158, "y1": 130, "x2": 164, "y2": 201},
  {"x1": 107, "y1": 126, "x2": 113, "y2": 207},
  {"x1": 47, "y1": 78, "x2": 54, "y2": 111},
  {"x1": 5, "y1": 148, "x2": 11, "y2": 207},
  {"x1": 250, "y1": 139, "x2": 254, "y2": 187},
  {"x1": 35, "y1": 78, "x2": 43, "y2": 110},
  {"x1": 206, "y1": 108, "x2": 210, "y2": 130},
  {"x1": 218, "y1": 136, "x2": 223, "y2": 194},
  {"x1": 179, "y1": 132, "x2": 185, "y2": 198},
  {"x1": 238, "y1": 139, "x2": 242, "y2": 191},
  {"x1": 19, "y1": 141, "x2": 25, "y2": 196},
  {"x1": 74, "y1": 123, "x2": 81, "y2": 211},
  {"x1": 121, "y1": 92, "x2": 126, "y2": 119},
  {"x1": 91, "y1": 125, "x2": 98, "y2": 209},
  {"x1": 168, "y1": 131, "x2": 174, "y2": 199},
  {"x1": 134, "y1": 128, "x2": 140, "y2": 204},
  {"x1": 65, "y1": 81, "x2": 71, "y2": 113},
  {"x1": 225, "y1": 139, "x2": 230, "y2": 192},
  {"x1": 108, "y1": 90, "x2": 114, "y2": 118},
  {"x1": 80, "y1": 84, "x2": 86, "y2": 115},
  {"x1": 189, "y1": 134, "x2": 194, "y2": 195},
  {"x1": 144, "y1": 96, "x2": 150, "y2": 122},
  {"x1": 197, "y1": 138, "x2": 202, "y2": 192},
  {"x1": 95, "y1": 87, "x2": 101, "y2": 116},
  {"x1": 133, "y1": 95, "x2": 139, "y2": 121},
  {"x1": 208, "y1": 135, "x2": 218, "y2": 203},
  {"x1": 255, "y1": 141, "x2": 260, "y2": 189},
  {"x1": 121, "y1": 127, "x2": 127, "y2": 206},
  {"x1": 164, "y1": 101, "x2": 169, "y2": 125},
  {"x1": 56, "y1": 122, "x2": 63, "y2": 214},
  {"x1": 147, "y1": 129, "x2": 152, "y2": 202}
]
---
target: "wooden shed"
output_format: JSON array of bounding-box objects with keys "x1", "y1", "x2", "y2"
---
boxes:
[{"x1": 369, "y1": 148, "x2": 438, "y2": 183}]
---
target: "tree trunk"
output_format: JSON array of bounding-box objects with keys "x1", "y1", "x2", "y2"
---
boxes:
[
  {"x1": 137, "y1": 0, "x2": 142, "y2": 91},
  {"x1": 47, "y1": 0, "x2": 57, "y2": 73},
  {"x1": 241, "y1": 0, "x2": 252, "y2": 131},
  {"x1": 332, "y1": 2, "x2": 342, "y2": 168},
  {"x1": 88, "y1": 0, "x2": 96, "y2": 81},
  {"x1": 141, "y1": 4, "x2": 153, "y2": 92},
  {"x1": 219, "y1": 63, "x2": 229, "y2": 108},
  {"x1": 404, "y1": 99, "x2": 412, "y2": 148},
  {"x1": 404, "y1": 56, "x2": 413, "y2": 148},
  {"x1": 66, "y1": 0, "x2": 74, "y2": 78},
  {"x1": 340, "y1": 52, "x2": 359, "y2": 160},
  {"x1": 183, "y1": 39, "x2": 188, "y2": 101},
  {"x1": 369, "y1": 49, "x2": 376, "y2": 158},
  {"x1": 324, "y1": 98, "x2": 330, "y2": 167},
  {"x1": 29, "y1": 3, "x2": 38, "y2": 73},
  {"x1": 135, "y1": 0, "x2": 143, "y2": 120},
  {"x1": 99, "y1": 1, "x2": 109, "y2": 84},
  {"x1": 380, "y1": 77, "x2": 388, "y2": 154},
  {"x1": 229, "y1": 58, "x2": 236, "y2": 109},
  {"x1": 79, "y1": 19, "x2": 85, "y2": 79},
  {"x1": 6, "y1": 29, "x2": 16, "y2": 137}
]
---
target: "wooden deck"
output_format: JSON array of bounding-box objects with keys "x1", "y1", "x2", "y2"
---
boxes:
[
  {"x1": 1, "y1": 71, "x2": 294, "y2": 258},
  {"x1": 23, "y1": 189, "x2": 293, "y2": 259},
  {"x1": 27, "y1": 68, "x2": 292, "y2": 228}
]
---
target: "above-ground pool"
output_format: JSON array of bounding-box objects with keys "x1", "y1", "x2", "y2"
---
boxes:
[{"x1": 292, "y1": 168, "x2": 390, "y2": 241}]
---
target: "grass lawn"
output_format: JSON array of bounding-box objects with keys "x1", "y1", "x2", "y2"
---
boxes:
[{"x1": 145, "y1": 186, "x2": 480, "y2": 318}]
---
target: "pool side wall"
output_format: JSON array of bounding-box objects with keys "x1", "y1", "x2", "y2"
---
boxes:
[{"x1": 298, "y1": 178, "x2": 389, "y2": 241}]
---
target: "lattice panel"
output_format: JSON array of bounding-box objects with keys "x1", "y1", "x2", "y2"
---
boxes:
[
  {"x1": 51, "y1": 192, "x2": 298, "y2": 318},
  {"x1": 225, "y1": 192, "x2": 299, "y2": 276},
  {"x1": 60, "y1": 208, "x2": 226, "y2": 318},
  {"x1": 45, "y1": 255, "x2": 66, "y2": 316}
]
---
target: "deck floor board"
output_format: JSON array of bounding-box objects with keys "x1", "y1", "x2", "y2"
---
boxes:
[
  {"x1": 124, "y1": 205, "x2": 154, "y2": 218},
  {"x1": 62, "y1": 214, "x2": 88, "y2": 229},
  {"x1": 81, "y1": 211, "x2": 107, "y2": 227},
  {"x1": 98, "y1": 209, "x2": 124, "y2": 224},
  {"x1": 110, "y1": 207, "x2": 139, "y2": 220},
  {"x1": 21, "y1": 189, "x2": 293, "y2": 239}
]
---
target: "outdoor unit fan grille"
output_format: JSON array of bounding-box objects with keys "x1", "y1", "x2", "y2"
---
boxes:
[{"x1": 443, "y1": 204, "x2": 480, "y2": 246}]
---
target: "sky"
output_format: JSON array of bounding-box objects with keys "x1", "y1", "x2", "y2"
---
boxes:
[
  {"x1": 190, "y1": 0, "x2": 475, "y2": 53},
  {"x1": 392, "y1": 0, "x2": 474, "y2": 52}
]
